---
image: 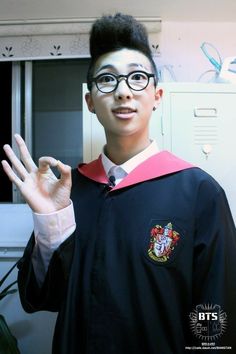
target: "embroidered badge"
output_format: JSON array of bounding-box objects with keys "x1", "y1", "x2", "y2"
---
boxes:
[{"x1": 148, "y1": 222, "x2": 180, "y2": 262}]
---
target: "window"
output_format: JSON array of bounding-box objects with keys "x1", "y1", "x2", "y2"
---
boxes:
[
  {"x1": 0, "y1": 58, "x2": 90, "y2": 203},
  {"x1": 0, "y1": 62, "x2": 12, "y2": 202}
]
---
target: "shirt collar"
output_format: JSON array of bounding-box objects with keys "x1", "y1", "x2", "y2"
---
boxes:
[{"x1": 101, "y1": 140, "x2": 159, "y2": 177}]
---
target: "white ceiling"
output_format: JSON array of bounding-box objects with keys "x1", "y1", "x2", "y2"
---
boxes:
[{"x1": 0, "y1": 0, "x2": 236, "y2": 22}]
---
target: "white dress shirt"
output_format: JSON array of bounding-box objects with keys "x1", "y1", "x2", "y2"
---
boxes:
[
  {"x1": 101, "y1": 140, "x2": 159, "y2": 184},
  {"x1": 32, "y1": 140, "x2": 159, "y2": 285}
]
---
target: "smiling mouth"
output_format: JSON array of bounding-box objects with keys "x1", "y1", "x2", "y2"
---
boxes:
[
  {"x1": 113, "y1": 108, "x2": 136, "y2": 113},
  {"x1": 112, "y1": 108, "x2": 137, "y2": 120},
  {"x1": 112, "y1": 107, "x2": 137, "y2": 118}
]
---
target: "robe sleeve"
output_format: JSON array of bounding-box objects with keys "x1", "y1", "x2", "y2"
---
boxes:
[
  {"x1": 17, "y1": 232, "x2": 75, "y2": 313},
  {"x1": 192, "y1": 179, "x2": 236, "y2": 348}
]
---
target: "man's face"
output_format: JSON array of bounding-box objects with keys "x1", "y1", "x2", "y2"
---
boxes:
[{"x1": 86, "y1": 48, "x2": 162, "y2": 141}]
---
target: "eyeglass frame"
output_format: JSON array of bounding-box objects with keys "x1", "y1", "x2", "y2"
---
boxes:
[{"x1": 91, "y1": 70, "x2": 157, "y2": 93}]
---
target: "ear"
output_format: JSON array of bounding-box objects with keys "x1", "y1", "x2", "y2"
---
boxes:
[
  {"x1": 154, "y1": 88, "x2": 163, "y2": 109},
  {"x1": 85, "y1": 92, "x2": 95, "y2": 113}
]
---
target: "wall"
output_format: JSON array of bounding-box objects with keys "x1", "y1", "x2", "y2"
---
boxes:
[
  {"x1": 0, "y1": 0, "x2": 236, "y2": 22},
  {"x1": 156, "y1": 21, "x2": 236, "y2": 83}
]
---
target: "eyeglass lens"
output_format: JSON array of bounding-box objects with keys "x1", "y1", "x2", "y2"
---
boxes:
[{"x1": 95, "y1": 71, "x2": 151, "y2": 93}]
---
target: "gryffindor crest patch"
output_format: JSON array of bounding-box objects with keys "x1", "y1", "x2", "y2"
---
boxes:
[{"x1": 148, "y1": 222, "x2": 180, "y2": 263}]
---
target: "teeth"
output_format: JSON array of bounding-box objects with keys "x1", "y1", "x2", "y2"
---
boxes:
[{"x1": 114, "y1": 108, "x2": 134, "y2": 113}]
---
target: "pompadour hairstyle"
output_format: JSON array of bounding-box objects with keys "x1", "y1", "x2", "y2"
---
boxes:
[{"x1": 87, "y1": 13, "x2": 157, "y2": 91}]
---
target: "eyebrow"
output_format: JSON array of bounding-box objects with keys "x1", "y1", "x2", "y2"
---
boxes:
[{"x1": 95, "y1": 63, "x2": 149, "y2": 75}]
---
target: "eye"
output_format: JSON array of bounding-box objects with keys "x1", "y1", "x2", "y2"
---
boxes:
[
  {"x1": 129, "y1": 72, "x2": 147, "y2": 81},
  {"x1": 96, "y1": 74, "x2": 116, "y2": 84}
]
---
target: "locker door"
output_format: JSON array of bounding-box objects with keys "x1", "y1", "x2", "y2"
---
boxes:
[{"x1": 170, "y1": 91, "x2": 236, "y2": 222}]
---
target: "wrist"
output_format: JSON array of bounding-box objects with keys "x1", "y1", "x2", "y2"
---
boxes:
[{"x1": 33, "y1": 200, "x2": 72, "y2": 216}]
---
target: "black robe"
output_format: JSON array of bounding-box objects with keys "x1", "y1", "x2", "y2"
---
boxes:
[{"x1": 17, "y1": 151, "x2": 236, "y2": 354}]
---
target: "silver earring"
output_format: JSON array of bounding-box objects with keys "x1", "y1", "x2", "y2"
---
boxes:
[{"x1": 153, "y1": 107, "x2": 156, "y2": 111}]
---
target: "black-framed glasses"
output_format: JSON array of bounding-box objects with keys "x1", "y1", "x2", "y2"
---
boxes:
[{"x1": 91, "y1": 70, "x2": 156, "y2": 93}]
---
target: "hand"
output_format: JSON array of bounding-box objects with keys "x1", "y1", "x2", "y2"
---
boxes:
[{"x1": 1, "y1": 134, "x2": 72, "y2": 214}]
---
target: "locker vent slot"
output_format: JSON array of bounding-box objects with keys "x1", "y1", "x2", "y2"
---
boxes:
[{"x1": 193, "y1": 124, "x2": 219, "y2": 145}]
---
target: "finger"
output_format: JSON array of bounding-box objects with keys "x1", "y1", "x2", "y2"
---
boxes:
[
  {"x1": 38, "y1": 156, "x2": 59, "y2": 174},
  {"x1": 3, "y1": 144, "x2": 28, "y2": 180},
  {"x1": 1, "y1": 160, "x2": 23, "y2": 188},
  {"x1": 14, "y1": 134, "x2": 37, "y2": 172},
  {"x1": 57, "y1": 160, "x2": 72, "y2": 188}
]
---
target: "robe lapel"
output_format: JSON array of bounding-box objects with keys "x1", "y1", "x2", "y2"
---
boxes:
[{"x1": 78, "y1": 151, "x2": 194, "y2": 190}]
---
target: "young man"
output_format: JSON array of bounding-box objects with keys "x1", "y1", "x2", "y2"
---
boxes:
[{"x1": 2, "y1": 13, "x2": 236, "y2": 354}]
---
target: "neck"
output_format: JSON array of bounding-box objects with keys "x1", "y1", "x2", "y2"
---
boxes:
[{"x1": 104, "y1": 135, "x2": 151, "y2": 165}]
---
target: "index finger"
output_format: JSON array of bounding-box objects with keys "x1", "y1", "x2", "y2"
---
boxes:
[
  {"x1": 14, "y1": 134, "x2": 37, "y2": 172},
  {"x1": 38, "y1": 156, "x2": 59, "y2": 175}
]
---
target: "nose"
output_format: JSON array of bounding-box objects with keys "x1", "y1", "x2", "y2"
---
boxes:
[{"x1": 114, "y1": 78, "x2": 133, "y2": 100}]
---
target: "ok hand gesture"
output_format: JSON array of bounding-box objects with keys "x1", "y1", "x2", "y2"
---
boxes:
[{"x1": 1, "y1": 134, "x2": 72, "y2": 214}]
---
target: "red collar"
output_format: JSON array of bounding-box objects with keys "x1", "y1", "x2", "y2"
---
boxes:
[{"x1": 78, "y1": 151, "x2": 194, "y2": 191}]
